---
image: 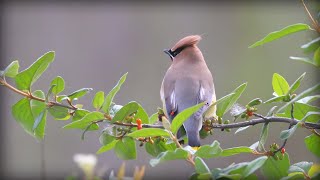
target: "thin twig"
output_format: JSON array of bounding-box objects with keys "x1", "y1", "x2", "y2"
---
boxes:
[{"x1": 301, "y1": 0, "x2": 319, "y2": 32}]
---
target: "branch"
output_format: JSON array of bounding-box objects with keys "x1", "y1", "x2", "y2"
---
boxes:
[{"x1": 0, "y1": 78, "x2": 77, "y2": 110}]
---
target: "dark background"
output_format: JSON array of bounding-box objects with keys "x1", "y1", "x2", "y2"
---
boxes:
[{"x1": 1, "y1": 1, "x2": 319, "y2": 179}]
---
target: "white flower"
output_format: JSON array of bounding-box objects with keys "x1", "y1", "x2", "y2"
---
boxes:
[{"x1": 73, "y1": 154, "x2": 97, "y2": 179}]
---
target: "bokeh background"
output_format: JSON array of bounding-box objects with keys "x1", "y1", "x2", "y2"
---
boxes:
[{"x1": 1, "y1": 1, "x2": 319, "y2": 179}]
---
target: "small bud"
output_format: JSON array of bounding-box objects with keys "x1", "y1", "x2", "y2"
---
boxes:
[{"x1": 281, "y1": 148, "x2": 285, "y2": 154}]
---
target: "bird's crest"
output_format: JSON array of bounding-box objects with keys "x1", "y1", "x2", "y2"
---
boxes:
[{"x1": 171, "y1": 35, "x2": 202, "y2": 51}]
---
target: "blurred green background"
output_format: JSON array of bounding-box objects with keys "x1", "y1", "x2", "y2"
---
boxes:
[{"x1": 1, "y1": 1, "x2": 319, "y2": 179}]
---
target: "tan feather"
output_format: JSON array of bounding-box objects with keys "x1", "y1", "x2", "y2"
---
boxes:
[{"x1": 171, "y1": 35, "x2": 202, "y2": 51}]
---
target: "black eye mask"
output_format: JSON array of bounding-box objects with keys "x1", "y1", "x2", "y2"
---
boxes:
[{"x1": 163, "y1": 46, "x2": 187, "y2": 60}]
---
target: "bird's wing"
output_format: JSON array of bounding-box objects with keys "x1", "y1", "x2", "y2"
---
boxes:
[{"x1": 160, "y1": 78, "x2": 177, "y2": 120}]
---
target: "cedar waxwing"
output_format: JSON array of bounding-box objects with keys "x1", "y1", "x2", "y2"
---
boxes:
[{"x1": 161, "y1": 35, "x2": 216, "y2": 147}]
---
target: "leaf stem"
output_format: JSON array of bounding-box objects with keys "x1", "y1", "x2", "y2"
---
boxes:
[{"x1": 301, "y1": 0, "x2": 320, "y2": 32}]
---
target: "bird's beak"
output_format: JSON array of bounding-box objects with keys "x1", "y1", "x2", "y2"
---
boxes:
[{"x1": 163, "y1": 49, "x2": 174, "y2": 61}]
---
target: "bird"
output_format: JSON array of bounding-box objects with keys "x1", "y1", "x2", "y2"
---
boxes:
[{"x1": 160, "y1": 35, "x2": 216, "y2": 147}]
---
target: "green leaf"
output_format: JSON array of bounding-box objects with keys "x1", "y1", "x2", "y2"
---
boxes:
[
  {"x1": 203, "y1": 92, "x2": 235, "y2": 119},
  {"x1": 297, "y1": 95, "x2": 320, "y2": 104},
  {"x1": 273, "y1": 73, "x2": 290, "y2": 96},
  {"x1": 258, "y1": 123, "x2": 269, "y2": 151},
  {"x1": 301, "y1": 111, "x2": 320, "y2": 123},
  {"x1": 234, "y1": 126, "x2": 250, "y2": 134},
  {"x1": 92, "y1": 91, "x2": 104, "y2": 110},
  {"x1": 101, "y1": 72, "x2": 128, "y2": 114},
  {"x1": 305, "y1": 134, "x2": 320, "y2": 157},
  {"x1": 127, "y1": 128, "x2": 170, "y2": 138},
  {"x1": 171, "y1": 102, "x2": 205, "y2": 134},
  {"x1": 149, "y1": 148, "x2": 188, "y2": 167},
  {"x1": 50, "y1": 76, "x2": 65, "y2": 95},
  {"x1": 283, "y1": 102, "x2": 320, "y2": 121},
  {"x1": 314, "y1": 47, "x2": 320, "y2": 66},
  {"x1": 63, "y1": 112, "x2": 104, "y2": 129},
  {"x1": 145, "y1": 138, "x2": 176, "y2": 157},
  {"x1": 280, "y1": 124, "x2": 298, "y2": 140},
  {"x1": 301, "y1": 37, "x2": 320, "y2": 53},
  {"x1": 195, "y1": 140, "x2": 222, "y2": 159},
  {"x1": 260, "y1": 153, "x2": 290, "y2": 179},
  {"x1": 99, "y1": 131, "x2": 116, "y2": 146},
  {"x1": 31, "y1": 90, "x2": 47, "y2": 139},
  {"x1": 247, "y1": 98, "x2": 262, "y2": 107},
  {"x1": 15, "y1": 51, "x2": 55, "y2": 90},
  {"x1": 68, "y1": 88, "x2": 93, "y2": 101},
  {"x1": 72, "y1": 109, "x2": 90, "y2": 121},
  {"x1": 289, "y1": 162, "x2": 313, "y2": 174},
  {"x1": 216, "y1": 83, "x2": 247, "y2": 117},
  {"x1": 114, "y1": 137, "x2": 136, "y2": 160},
  {"x1": 112, "y1": 101, "x2": 139, "y2": 123},
  {"x1": 249, "y1": 23, "x2": 312, "y2": 48},
  {"x1": 149, "y1": 113, "x2": 158, "y2": 124},
  {"x1": 195, "y1": 157, "x2": 210, "y2": 174},
  {"x1": 135, "y1": 103, "x2": 149, "y2": 124},
  {"x1": 266, "y1": 106, "x2": 278, "y2": 116},
  {"x1": 32, "y1": 110, "x2": 46, "y2": 131},
  {"x1": 96, "y1": 140, "x2": 117, "y2": 154},
  {"x1": 242, "y1": 156, "x2": 268, "y2": 178},
  {"x1": 48, "y1": 106, "x2": 69, "y2": 120},
  {"x1": 3, "y1": 60, "x2": 19, "y2": 78},
  {"x1": 287, "y1": 72, "x2": 306, "y2": 95},
  {"x1": 46, "y1": 84, "x2": 56, "y2": 102},
  {"x1": 277, "y1": 83, "x2": 320, "y2": 113},
  {"x1": 264, "y1": 96, "x2": 286, "y2": 104},
  {"x1": 220, "y1": 146, "x2": 253, "y2": 157},
  {"x1": 290, "y1": 56, "x2": 316, "y2": 66},
  {"x1": 281, "y1": 173, "x2": 305, "y2": 180}
]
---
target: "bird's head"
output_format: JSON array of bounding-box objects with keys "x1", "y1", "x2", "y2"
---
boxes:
[{"x1": 164, "y1": 35, "x2": 202, "y2": 61}]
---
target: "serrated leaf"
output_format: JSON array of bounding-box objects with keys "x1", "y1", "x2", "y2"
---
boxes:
[
  {"x1": 220, "y1": 146, "x2": 253, "y2": 157},
  {"x1": 216, "y1": 83, "x2": 247, "y2": 117},
  {"x1": 96, "y1": 140, "x2": 117, "y2": 154},
  {"x1": 149, "y1": 148, "x2": 188, "y2": 167},
  {"x1": 149, "y1": 113, "x2": 158, "y2": 124},
  {"x1": 289, "y1": 162, "x2": 313, "y2": 174},
  {"x1": 63, "y1": 112, "x2": 104, "y2": 129},
  {"x1": 50, "y1": 76, "x2": 65, "y2": 95},
  {"x1": 249, "y1": 23, "x2": 312, "y2": 48},
  {"x1": 68, "y1": 88, "x2": 93, "y2": 101},
  {"x1": 258, "y1": 123, "x2": 269, "y2": 151},
  {"x1": 242, "y1": 156, "x2": 268, "y2": 178},
  {"x1": 297, "y1": 95, "x2": 320, "y2": 104},
  {"x1": 3, "y1": 60, "x2": 19, "y2": 78},
  {"x1": 305, "y1": 134, "x2": 320, "y2": 157},
  {"x1": 112, "y1": 101, "x2": 139, "y2": 123},
  {"x1": 280, "y1": 124, "x2": 298, "y2": 140},
  {"x1": 195, "y1": 140, "x2": 222, "y2": 159},
  {"x1": 171, "y1": 102, "x2": 205, "y2": 134},
  {"x1": 92, "y1": 91, "x2": 104, "y2": 110},
  {"x1": 235, "y1": 126, "x2": 250, "y2": 134},
  {"x1": 301, "y1": 37, "x2": 320, "y2": 53},
  {"x1": 101, "y1": 73, "x2": 128, "y2": 114},
  {"x1": 48, "y1": 106, "x2": 69, "y2": 120},
  {"x1": 114, "y1": 137, "x2": 136, "y2": 160},
  {"x1": 15, "y1": 51, "x2": 55, "y2": 90},
  {"x1": 195, "y1": 157, "x2": 210, "y2": 174},
  {"x1": 287, "y1": 72, "x2": 306, "y2": 95},
  {"x1": 273, "y1": 73, "x2": 290, "y2": 96},
  {"x1": 277, "y1": 83, "x2": 320, "y2": 113},
  {"x1": 135, "y1": 103, "x2": 149, "y2": 124},
  {"x1": 127, "y1": 128, "x2": 170, "y2": 138},
  {"x1": 261, "y1": 153, "x2": 290, "y2": 179}
]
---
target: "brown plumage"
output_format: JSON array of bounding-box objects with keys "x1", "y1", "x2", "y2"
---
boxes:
[{"x1": 161, "y1": 35, "x2": 216, "y2": 147}]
